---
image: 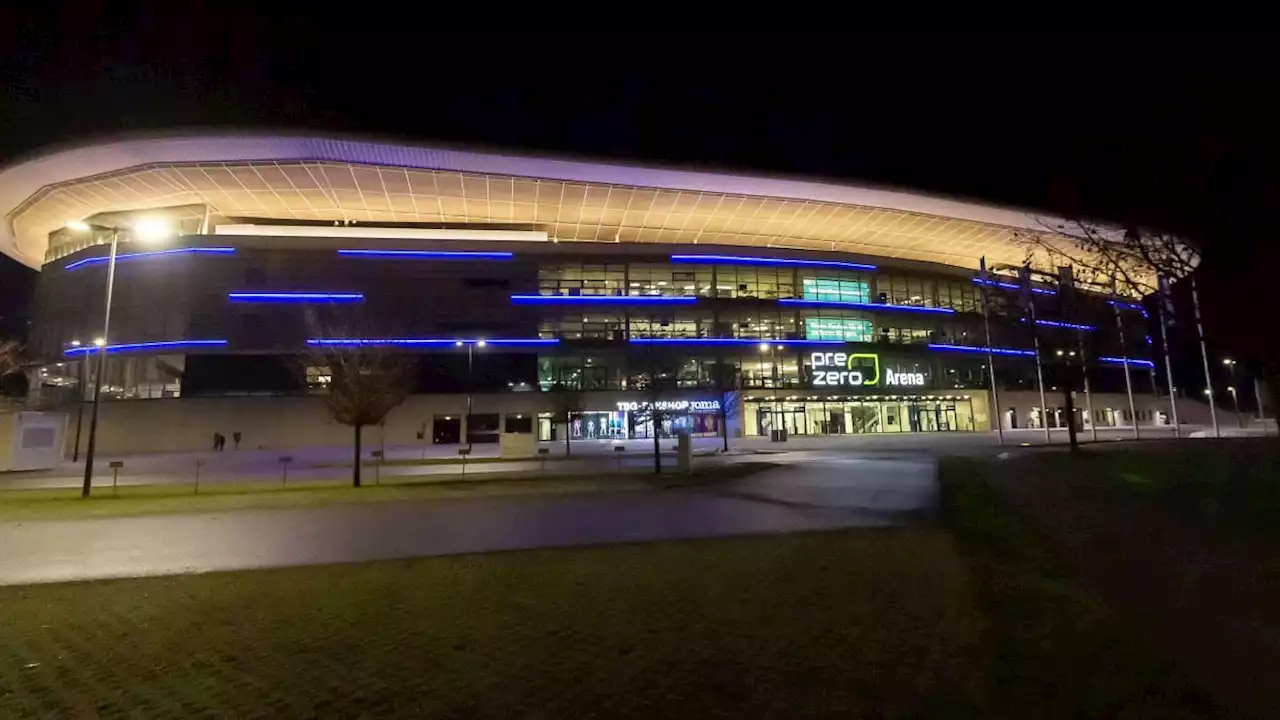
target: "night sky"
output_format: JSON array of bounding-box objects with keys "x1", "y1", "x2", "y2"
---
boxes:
[{"x1": 1, "y1": 12, "x2": 1275, "y2": 365}]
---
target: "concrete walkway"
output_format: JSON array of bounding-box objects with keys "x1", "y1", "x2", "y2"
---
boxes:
[
  {"x1": 2, "y1": 426, "x2": 1191, "y2": 491},
  {"x1": 0, "y1": 455, "x2": 935, "y2": 585}
]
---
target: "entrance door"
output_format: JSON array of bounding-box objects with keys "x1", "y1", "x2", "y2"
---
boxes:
[
  {"x1": 787, "y1": 409, "x2": 807, "y2": 435},
  {"x1": 432, "y1": 416, "x2": 461, "y2": 444},
  {"x1": 938, "y1": 405, "x2": 957, "y2": 431}
]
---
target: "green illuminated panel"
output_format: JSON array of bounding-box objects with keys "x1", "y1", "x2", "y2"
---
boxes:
[
  {"x1": 802, "y1": 277, "x2": 870, "y2": 304},
  {"x1": 804, "y1": 317, "x2": 873, "y2": 342}
]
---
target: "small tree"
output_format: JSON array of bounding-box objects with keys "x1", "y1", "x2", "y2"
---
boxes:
[
  {"x1": 709, "y1": 355, "x2": 742, "y2": 452},
  {"x1": 548, "y1": 382, "x2": 585, "y2": 457},
  {"x1": 626, "y1": 358, "x2": 679, "y2": 474},
  {"x1": 309, "y1": 344, "x2": 414, "y2": 487}
]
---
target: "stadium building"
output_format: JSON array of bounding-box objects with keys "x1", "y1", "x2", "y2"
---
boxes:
[{"x1": 0, "y1": 135, "x2": 1170, "y2": 454}]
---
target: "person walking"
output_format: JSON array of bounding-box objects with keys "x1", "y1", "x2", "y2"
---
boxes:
[
  {"x1": 212, "y1": 432, "x2": 222, "y2": 452},
  {"x1": 233, "y1": 431, "x2": 241, "y2": 450}
]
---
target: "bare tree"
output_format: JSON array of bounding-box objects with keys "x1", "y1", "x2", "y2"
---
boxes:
[
  {"x1": 303, "y1": 309, "x2": 414, "y2": 487},
  {"x1": 625, "y1": 357, "x2": 679, "y2": 474},
  {"x1": 1017, "y1": 220, "x2": 1200, "y2": 297},
  {"x1": 547, "y1": 381, "x2": 585, "y2": 457},
  {"x1": 709, "y1": 355, "x2": 741, "y2": 453},
  {"x1": 0, "y1": 341, "x2": 27, "y2": 409},
  {"x1": 306, "y1": 343, "x2": 414, "y2": 487},
  {"x1": 0, "y1": 340, "x2": 21, "y2": 375}
]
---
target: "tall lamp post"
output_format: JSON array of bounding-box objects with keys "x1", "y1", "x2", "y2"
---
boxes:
[
  {"x1": 759, "y1": 342, "x2": 781, "y2": 440},
  {"x1": 1223, "y1": 358, "x2": 1243, "y2": 428},
  {"x1": 457, "y1": 339, "x2": 486, "y2": 449},
  {"x1": 68, "y1": 340, "x2": 86, "y2": 462},
  {"x1": 66, "y1": 219, "x2": 170, "y2": 497}
]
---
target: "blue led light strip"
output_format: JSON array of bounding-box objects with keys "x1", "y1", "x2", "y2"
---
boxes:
[
  {"x1": 1099, "y1": 356, "x2": 1156, "y2": 369},
  {"x1": 229, "y1": 292, "x2": 364, "y2": 303},
  {"x1": 670, "y1": 254, "x2": 876, "y2": 271},
  {"x1": 629, "y1": 338, "x2": 846, "y2": 347},
  {"x1": 307, "y1": 338, "x2": 559, "y2": 347},
  {"x1": 64, "y1": 340, "x2": 228, "y2": 357},
  {"x1": 64, "y1": 247, "x2": 236, "y2": 271},
  {"x1": 337, "y1": 249, "x2": 513, "y2": 260},
  {"x1": 971, "y1": 277, "x2": 1056, "y2": 296},
  {"x1": 779, "y1": 299, "x2": 955, "y2": 314},
  {"x1": 928, "y1": 343, "x2": 1037, "y2": 357},
  {"x1": 1107, "y1": 300, "x2": 1144, "y2": 311},
  {"x1": 510, "y1": 294, "x2": 697, "y2": 305},
  {"x1": 1020, "y1": 318, "x2": 1096, "y2": 331}
]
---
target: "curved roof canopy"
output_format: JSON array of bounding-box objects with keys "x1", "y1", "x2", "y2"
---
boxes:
[{"x1": 1, "y1": 133, "x2": 1068, "y2": 271}]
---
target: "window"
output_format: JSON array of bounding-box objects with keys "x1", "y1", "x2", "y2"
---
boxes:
[
  {"x1": 629, "y1": 314, "x2": 707, "y2": 338},
  {"x1": 504, "y1": 414, "x2": 533, "y2": 434},
  {"x1": 305, "y1": 365, "x2": 332, "y2": 391},
  {"x1": 539, "y1": 263, "x2": 626, "y2": 296},
  {"x1": 630, "y1": 264, "x2": 705, "y2": 297}
]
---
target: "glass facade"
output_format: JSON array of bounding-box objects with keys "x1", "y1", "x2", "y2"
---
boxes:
[{"x1": 746, "y1": 396, "x2": 976, "y2": 435}]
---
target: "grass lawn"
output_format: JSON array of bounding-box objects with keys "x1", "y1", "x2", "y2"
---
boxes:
[
  {"x1": 1088, "y1": 440, "x2": 1280, "y2": 534},
  {"x1": 939, "y1": 458, "x2": 1213, "y2": 717},
  {"x1": 0, "y1": 463, "x2": 774, "y2": 522},
  {"x1": 1, "y1": 531, "x2": 983, "y2": 718},
  {"x1": 0, "y1": 461, "x2": 1217, "y2": 718}
]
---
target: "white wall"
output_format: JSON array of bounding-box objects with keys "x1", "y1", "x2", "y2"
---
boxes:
[
  {"x1": 993, "y1": 390, "x2": 1172, "y2": 430},
  {"x1": 1, "y1": 411, "x2": 69, "y2": 471},
  {"x1": 69, "y1": 390, "x2": 731, "y2": 456}
]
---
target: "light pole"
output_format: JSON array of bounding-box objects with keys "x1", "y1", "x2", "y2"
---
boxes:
[
  {"x1": 68, "y1": 341, "x2": 86, "y2": 462},
  {"x1": 66, "y1": 219, "x2": 170, "y2": 497},
  {"x1": 457, "y1": 339, "x2": 486, "y2": 449},
  {"x1": 1223, "y1": 358, "x2": 1243, "y2": 428},
  {"x1": 759, "y1": 342, "x2": 781, "y2": 440}
]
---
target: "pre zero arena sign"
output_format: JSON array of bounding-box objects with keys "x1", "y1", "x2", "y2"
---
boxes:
[{"x1": 810, "y1": 352, "x2": 925, "y2": 388}]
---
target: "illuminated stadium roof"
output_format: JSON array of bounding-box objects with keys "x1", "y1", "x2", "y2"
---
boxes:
[{"x1": 0, "y1": 133, "x2": 1072, "y2": 271}]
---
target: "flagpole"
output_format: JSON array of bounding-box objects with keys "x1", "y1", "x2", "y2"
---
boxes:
[
  {"x1": 1078, "y1": 330, "x2": 1098, "y2": 442},
  {"x1": 1024, "y1": 268, "x2": 1051, "y2": 443},
  {"x1": 1191, "y1": 275, "x2": 1220, "y2": 438},
  {"x1": 979, "y1": 257, "x2": 1004, "y2": 445},
  {"x1": 1156, "y1": 284, "x2": 1181, "y2": 438},
  {"x1": 1111, "y1": 279, "x2": 1140, "y2": 439}
]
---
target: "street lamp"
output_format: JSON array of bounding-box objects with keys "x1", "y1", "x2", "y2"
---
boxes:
[
  {"x1": 1223, "y1": 359, "x2": 1242, "y2": 428},
  {"x1": 759, "y1": 342, "x2": 781, "y2": 439},
  {"x1": 459, "y1": 339, "x2": 486, "y2": 449},
  {"x1": 1227, "y1": 385, "x2": 1242, "y2": 428},
  {"x1": 66, "y1": 219, "x2": 171, "y2": 497}
]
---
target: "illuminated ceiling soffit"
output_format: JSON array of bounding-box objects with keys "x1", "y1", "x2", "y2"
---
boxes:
[{"x1": 15, "y1": 160, "x2": 1078, "y2": 272}]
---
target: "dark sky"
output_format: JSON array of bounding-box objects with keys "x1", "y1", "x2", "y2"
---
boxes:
[{"x1": 1, "y1": 11, "x2": 1276, "y2": 347}]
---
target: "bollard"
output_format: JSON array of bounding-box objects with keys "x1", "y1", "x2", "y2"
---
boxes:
[
  {"x1": 371, "y1": 450, "x2": 384, "y2": 486},
  {"x1": 614, "y1": 445, "x2": 626, "y2": 473},
  {"x1": 537, "y1": 447, "x2": 550, "y2": 475},
  {"x1": 109, "y1": 461, "x2": 124, "y2": 496},
  {"x1": 194, "y1": 458, "x2": 205, "y2": 495},
  {"x1": 457, "y1": 447, "x2": 470, "y2": 478},
  {"x1": 278, "y1": 456, "x2": 293, "y2": 489}
]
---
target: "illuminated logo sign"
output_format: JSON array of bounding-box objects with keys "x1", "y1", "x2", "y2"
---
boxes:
[
  {"x1": 616, "y1": 400, "x2": 721, "y2": 412},
  {"x1": 884, "y1": 368, "x2": 926, "y2": 387},
  {"x1": 810, "y1": 353, "x2": 926, "y2": 388},
  {"x1": 811, "y1": 352, "x2": 879, "y2": 387}
]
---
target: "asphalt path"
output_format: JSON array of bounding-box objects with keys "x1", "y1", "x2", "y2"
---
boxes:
[
  {"x1": 0, "y1": 454, "x2": 935, "y2": 585},
  {"x1": 0, "y1": 426, "x2": 1191, "y2": 491}
]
